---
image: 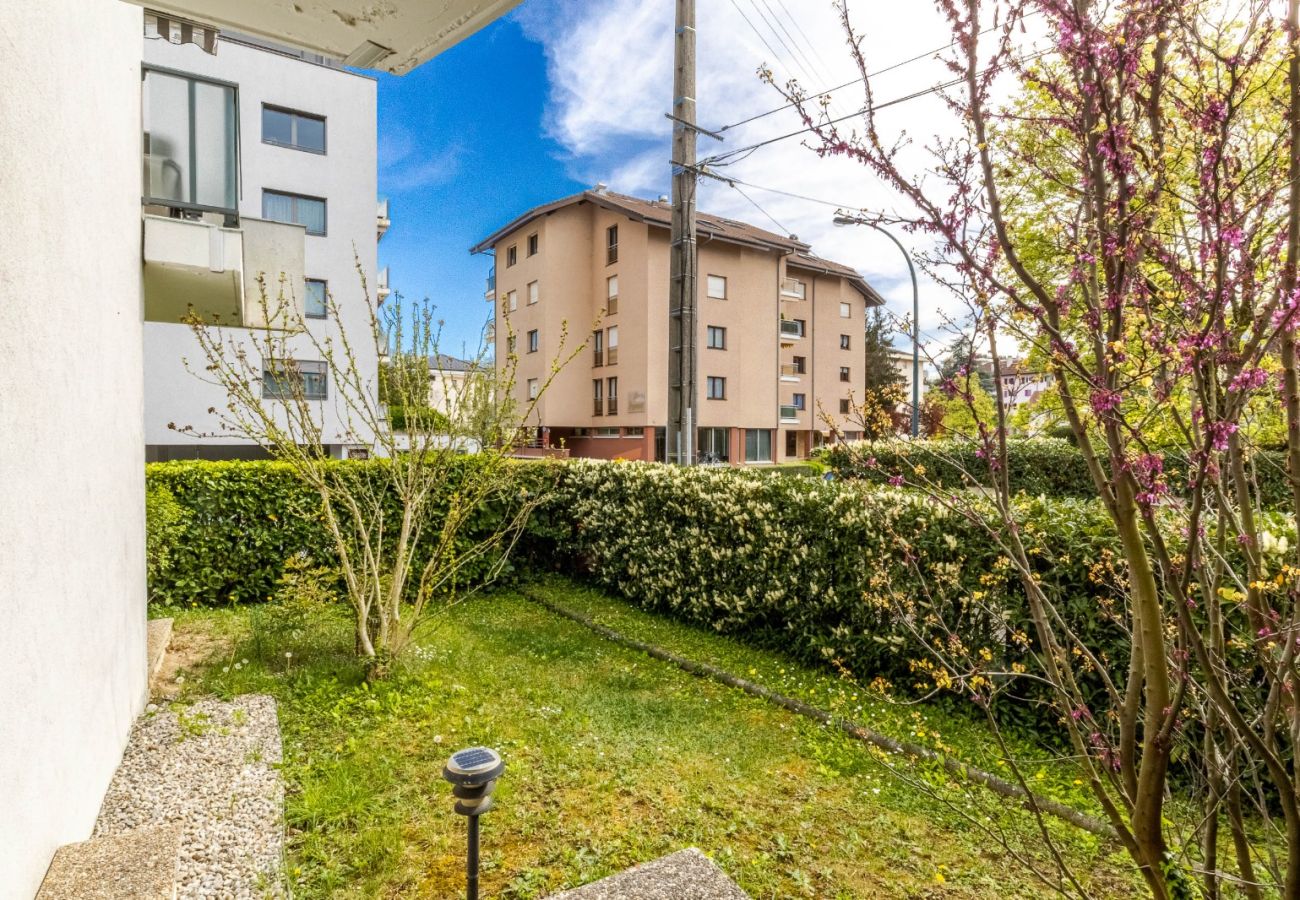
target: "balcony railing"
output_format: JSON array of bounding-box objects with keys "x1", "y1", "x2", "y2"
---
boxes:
[
  {"x1": 607, "y1": 397, "x2": 618, "y2": 415},
  {"x1": 780, "y1": 278, "x2": 806, "y2": 299},
  {"x1": 377, "y1": 197, "x2": 391, "y2": 240},
  {"x1": 606, "y1": 346, "x2": 618, "y2": 365},
  {"x1": 780, "y1": 363, "x2": 802, "y2": 378},
  {"x1": 593, "y1": 348, "x2": 604, "y2": 367},
  {"x1": 593, "y1": 398, "x2": 604, "y2": 416},
  {"x1": 780, "y1": 319, "x2": 805, "y2": 338},
  {"x1": 484, "y1": 266, "x2": 496, "y2": 301},
  {"x1": 376, "y1": 266, "x2": 390, "y2": 301},
  {"x1": 780, "y1": 404, "x2": 800, "y2": 421},
  {"x1": 606, "y1": 295, "x2": 618, "y2": 316},
  {"x1": 142, "y1": 67, "x2": 238, "y2": 219}
]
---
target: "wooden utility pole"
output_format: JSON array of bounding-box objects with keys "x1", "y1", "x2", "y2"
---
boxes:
[{"x1": 668, "y1": 0, "x2": 697, "y2": 465}]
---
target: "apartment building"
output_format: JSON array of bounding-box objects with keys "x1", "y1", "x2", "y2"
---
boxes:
[
  {"x1": 472, "y1": 189, "x2": 884, "y2": 464},
  {"x1": 3, "y1": 2, "x2": 516, "y2": 895},
  {"x1": 142, "y1": 30, "x2": 386, "y2": 461}
]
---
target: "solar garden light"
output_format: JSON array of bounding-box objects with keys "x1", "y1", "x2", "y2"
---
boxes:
[{"x1": 442, "y1": 746, "x2": 504, "y2": 900}]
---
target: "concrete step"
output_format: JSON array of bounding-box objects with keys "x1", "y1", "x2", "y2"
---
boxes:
[
  {"x1": 146, "y1": 617, "x2": 173, "y2": 696},
  {"x1": 37, "y1": 823, "x2": 184, "y2": 900}
]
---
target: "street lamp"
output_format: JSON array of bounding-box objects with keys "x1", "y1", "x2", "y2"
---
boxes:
[{"x1": 833, "y1": 213, "x2": 921, "y2": 438}]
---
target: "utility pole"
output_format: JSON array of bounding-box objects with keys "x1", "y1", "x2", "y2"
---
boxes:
[{"x1": 668, "y1": 0, "x2": 697, "y2": 465}]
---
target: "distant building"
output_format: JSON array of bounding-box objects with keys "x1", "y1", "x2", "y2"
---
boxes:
[
  {"x1": 472, "y1": 188, "x2": 885, "y2": 464},
  {"x1": 887, "y1": 347, "x2": 926, "y2": 415},
  {"x1": 429, "y1": 354, "x2": 479, "y2": 412},
  {"x1": 997, "y1": 359, "x2": 1052, "y2": 415},
  {"x1": 141, "y1": 31, "x2": 386, "y2": 462}
]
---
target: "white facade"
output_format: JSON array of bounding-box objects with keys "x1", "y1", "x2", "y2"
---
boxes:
[
  {"x1": 888, "y1": 347, "x2": 926, "y2": 411},
  {"x1": 0, "y1": 3, "x2": 149, "y2": 896},
  {"x1": 3, "y1": 1, "x2": 518, "y2": 895},
  {"x1": 143, "y1": 35, "x2": 382, "y2": 461}
]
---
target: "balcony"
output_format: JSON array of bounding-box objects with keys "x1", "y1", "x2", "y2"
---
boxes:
[
  {"x1": 484, "y1": 266, "x2": 496, "y2": 301},
  {"x1": 377, "y1": 266, "x2": 390, "y2": 302},
  {"x1": 142, "y1": 215, "x2": 306, "y2": 326},
  {"x1": 780, "y1": 363, "x2": 802, "y2": 381},
  {"x1": 377, "y1": 197, "x2": 391, "y2": 241},
  {"x1": 780, "y1": 278, "x2": 806, "y2": 299},
  {"x1": 779, "y1": 404, "x2": 800, "y2": 423},
  {"x1": 780, "y1": 319, "x2": 805, "y2": 339}
]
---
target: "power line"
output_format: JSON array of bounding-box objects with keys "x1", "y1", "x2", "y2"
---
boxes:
[
  {"x1": 716, "y1": 10, "x2": 1043, "y2": 135},
  {"x1": 706, "y1": 48, "x2": 1048, "y2": 166},
  {"x1": 728, "y1": 0, "x2": 795, "y2": 82},
  {"x1": 752, "y1": 0, "x2": 828, "y2": 88}
]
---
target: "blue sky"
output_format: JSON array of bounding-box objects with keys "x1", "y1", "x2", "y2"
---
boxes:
[
  {"x1": 373, "y1": 15, "x2": 588, "y2": 359},
  {"x1": 370, "y1": 0, "x2": 1041, "y2": 364}
]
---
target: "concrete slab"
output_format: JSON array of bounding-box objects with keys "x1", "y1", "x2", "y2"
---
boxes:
[
  {"x1": 146, "y1": 618, "x2": 173, "y2": 696},
  {"x1": 550, "y1": 849, "x2": 749, "y2": 900},
  {"x1": 37, "y1": 823, "x2": 183, "y2": 900}
]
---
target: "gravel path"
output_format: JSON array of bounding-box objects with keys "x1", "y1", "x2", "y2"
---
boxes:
[{"x1": 94, "y1": 694, "x2": 285, "y2": 899}]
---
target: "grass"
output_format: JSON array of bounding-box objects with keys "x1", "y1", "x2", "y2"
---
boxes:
[{"x1": 171, "y1": 577, "x2": 1138, "y2": 898}]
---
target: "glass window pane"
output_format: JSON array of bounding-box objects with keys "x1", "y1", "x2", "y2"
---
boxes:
[
  {"x1": 192, "y1": 80, "x2": 236, "y2": 210},
  {"x1": 262, "y1": 190, "x2": 294, "y2": 224},
  {"x1": 305, "y1": 280, "x2": 327, "y2": 317},
  {"x1": 298, "y1": 196, "x2": 326, "y2": 235},
  {"x1": 295, "y1": 114, "x2": 325, "y2": 151},
  {"x1": 143, "y1": 71, "x2": 191, "y2": 204},
  {"x1": 262, "y1": 106, "x2": 293, "y2": 145}
]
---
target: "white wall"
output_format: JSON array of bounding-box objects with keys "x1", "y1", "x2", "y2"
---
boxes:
[
  {"x1": 142, "y1": 36, "x2": 380, "y2": 455},
  {"x1": 0, "y1": 3, "x2": 148, "y2": 896}
]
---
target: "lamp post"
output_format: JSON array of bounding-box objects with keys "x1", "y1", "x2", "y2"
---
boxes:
[
  {"x1": 832, "y1": 214, "x2": 920, "y2": 438},
  {"x1": 443, "y1": 746, "x2": 504, "y2": 900}
]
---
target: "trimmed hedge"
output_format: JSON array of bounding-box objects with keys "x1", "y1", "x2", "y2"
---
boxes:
[
  {"x1": 820, "y1": 437, "x2": 1294, "y2": 506},
  {"x1": 145, "y1": 459, "x2": 531, "y2": 606}
]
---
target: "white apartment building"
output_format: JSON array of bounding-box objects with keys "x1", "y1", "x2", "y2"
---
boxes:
[
  {"x1": 142, "y1": 31, "x2": 385, "y2": 461},
  {"x1": 1, "y1": 3, "x2": 516, "y2": 896}
]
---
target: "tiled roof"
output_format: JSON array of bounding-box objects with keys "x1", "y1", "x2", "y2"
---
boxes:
[
  {"x1": 471, "y1": 189, "x2": 883, "y2": 304},
  {"x1": 428, "y1": 353, "x2": 477, "y2": 373}
]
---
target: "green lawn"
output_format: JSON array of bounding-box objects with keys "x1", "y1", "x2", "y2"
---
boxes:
[{"x1": 172, "y1": 577, "x2": 1136, "y2": 898}]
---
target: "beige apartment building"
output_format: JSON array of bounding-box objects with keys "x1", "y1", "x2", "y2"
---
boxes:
[{"x1": 472, "y1": 188, "x2": 884, "y2": 464}]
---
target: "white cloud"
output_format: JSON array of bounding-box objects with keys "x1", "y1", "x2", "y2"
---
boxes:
[
  {"x1": 379, "y1": 125, "x2": 464, "y2": 191},
  {"x1": 512, "y1": 0, "x2": 1035, "y2": 359}
]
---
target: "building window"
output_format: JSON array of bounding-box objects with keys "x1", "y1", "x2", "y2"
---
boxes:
[
  {"x1": 745, "y1": 428, "x2": 773, "y2": 462},
  {"x1": 707, "y1": 275, "x2": 727, "y2": 299},
  {"x1": 606, "y1": 326, "x2": 619, "y2": 364},
  {"x1": 262, "y1": 190, "x2": 326, "y2": 235},
  {"x1": 593, "y1": 378, "x2": 603, "y2": 415},
  {"x1": 607, "y1": 377, "x2": 618, "y2": 414},
  {"x1": 593, "y1": 329, "x2": 604, "y2": 367},
  {"x1": 839, "y1": 398, "x2": 851, "y2": 414},
  {"x1": 527, "y1": 233, "x2": 539, "y2": 256},
  {"x1": 606, "y1": 275, "x2": 619, "y2": 315},
  {"x1": 840, "y1": 334, "x2": 851, "y2": 350},
  {"x1": 506, "y1": 290, "x2": 517, "y2": 312},
  {"x1": 142, "y1": 68, "x2": 238, "y2": 215},
  {"x1": 840, "y1": 366, "x2": 851, "y2": 382},
  {"x1": 793, "y1": 393, "x2": 806, "y2": 410},
  {"x1": 698, "y1": 427, "x2": 729, "y2": 463},
  {"x1": 305, "y1": 279, "x2": 327, "y2": 318},
  {"x1": 706, "y1": 376, "x2": 726, "y2": 400},
  {"x1": 785, "y1": 430, "x2": 798, "y2": 458},
  {"x1": 262, "y1": 105, "x2": 325, "y2": 153},
  {"x1": 507, "y1": 335, "x2": 517, "y2": 354},
  {"x1": 607, "y1": 225, "x2": 619, "y2": 264},
  {"x1": 527, "y1": 378, "x2": 539, "y2": 400},
  {"x1": 527, "y1": 280, "x2": 539, "y2": 305},
  {"x1": 840, "y1": 301, "x2": 852, "y2": 318},
  {"x1": 527, "y1": 329, "x2": 539, "y2": 353},
  {"x1": 262, "y1": 359, "x2": 327, "y2": 400},
  {"x1": 706, "y1": 325, "x2": 726, "y2": 349},
  {"x1": 792, "y1": 356, "x2": 807, "y2": 374},
  {"x1": 507, "y1": 245, "x2": 518, "y2": 267}
]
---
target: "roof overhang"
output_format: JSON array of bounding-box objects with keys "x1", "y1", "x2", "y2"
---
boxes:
[{"x1": 124, "y1": 0, "x2": 523, "y2": 74}]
